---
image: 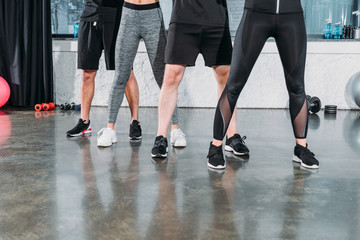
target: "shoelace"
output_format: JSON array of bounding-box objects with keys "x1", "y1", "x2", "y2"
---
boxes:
[
  {"x1": 154, "y1": 139, "x2": 166, "y2": 149},
  {"x1": 232, "y1": 135, "x2": 247, "y2": 146}
]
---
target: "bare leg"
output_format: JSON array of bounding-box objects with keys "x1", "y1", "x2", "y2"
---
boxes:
[
  {"x1": 296, "y1": 139, "x2": 306, "y2": 147},
  {"x1": 156, "y1": 64, "x2": 186, "y2": 137},
  {"x1": 213, "y1": 65, "x2": 238, "y2": 139},
  {"x1": 81, "y1": 70, "x2": 97, "y2": 124},
  {"x1": 124, "y1": 70, "x2": 139, "y2": 122}
]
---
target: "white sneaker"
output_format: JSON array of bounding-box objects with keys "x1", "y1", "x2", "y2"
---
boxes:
[
  {"x1": 97, "y1": 128, "x2": 117, "y2": 147},
  {"x1": 170, "y1": 128, "x2": 187, "y2": 147}
]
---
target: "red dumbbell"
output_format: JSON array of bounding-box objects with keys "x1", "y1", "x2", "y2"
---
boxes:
[
  {"x1": 34, "y1": 102, "x2": 55, "y2": 111},
  {"x1": 34, "y1": 104, "x2": 42, "y2": 111},
  {"x1": 48, "y1": 102, "x2": 55, "y2": 110},
  {"x1": 41, "y1": 103, "x2": 50, "y2": 111}
]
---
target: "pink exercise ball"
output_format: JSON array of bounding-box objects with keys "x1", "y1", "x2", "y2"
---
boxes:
[{"x1": 0, "y1": 76, "x2": 10, "y2": 108}]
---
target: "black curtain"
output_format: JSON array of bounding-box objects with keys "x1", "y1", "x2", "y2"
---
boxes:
[{"x1": 0, "y1": 0, "x2": 53, "y2": 107}]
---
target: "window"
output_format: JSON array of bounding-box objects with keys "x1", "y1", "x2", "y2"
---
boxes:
[
  {"x1": 301, "y1": 0, "x2": 356, "y2": 35},
  {"x1": 51, "y1": 0, "x2": 359, "y2": 37},
  {"x1": 51, "y1": 0, "x2": 85, "y2": 35}
]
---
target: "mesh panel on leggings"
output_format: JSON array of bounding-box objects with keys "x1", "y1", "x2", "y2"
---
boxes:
[
  {"x1": 292, "y1": 98, "x2": 308, "y2": 139},
  {"x1": 213, "y1": 86, "x2": 232, "y2": 140}
]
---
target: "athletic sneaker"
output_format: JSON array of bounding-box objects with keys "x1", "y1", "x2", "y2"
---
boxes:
[
  {"x1": 66, "y1": 118, "x2": 92, "y2": 137},
  {"x1": 129, "y1": 120, "x2": 142, "y2": 140},
  {"x1": 207, "y1": 142, "x2": 226, "y2": 170},
  {"x1": 170, "y1": 128, "x2": 186, "y2": 147},
  {"x1": 225, "y1": 134, "x2": 249, "y2": 156},
  {"x1": 97, "y1": 128, "x2": 117, "y2": 147},
  {"x1": 292, "y1": 144, "x2": 319, "y2": 169},
  {"x1": 151, "y1": 136, "x2": 168, "y2": 158}
]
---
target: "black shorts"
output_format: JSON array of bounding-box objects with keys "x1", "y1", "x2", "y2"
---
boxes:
[
  {"x1": 165, "y1": 23, "x2": 232, "y2": 67},
  {"x1": 77, "y1": 21, "x2": 120, "y2": 70}
]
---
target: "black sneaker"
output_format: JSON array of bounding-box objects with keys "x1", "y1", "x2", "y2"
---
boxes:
[
  {"x1": 293, "y1": 144, "x2": 319, "y2": 169},
  {"x1": 129, "y1": 120, "x2": 142, "y2": 140},
  {"x1": 207, "y1": 142, "x2": 226, "y2": 170},
  {"x1": 225, "y1": 134, "x2": 249, "y2": 156},
  {"x1": 66, "y1": 118, "x2": 92, "y2": 137},
  {"x1": 151, "y1": 136, "x2": 168, "y2": 158}
]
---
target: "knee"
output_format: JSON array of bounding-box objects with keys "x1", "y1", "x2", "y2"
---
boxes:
[
  {"x1": 287, "y1": 79, "x2": 305, "y2": 97},
  {"x1": 127, "y1": 71, "x2": 137, "y2": 85},
  {"x1": 162, "y1": 66, "x2": 184, "y2": 88},
  {"x1": 82, "y1": 70, "x2": 96, "y2": 84},
  {"x1": 214, "y1": 65, "x2": 230, "y2": 85}
]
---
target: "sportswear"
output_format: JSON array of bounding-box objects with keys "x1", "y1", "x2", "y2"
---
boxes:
[
  {"x1": 244, "y1": 0, "x2": 303, "y2": 14},
  {"x1": 77, "y1": 21, "x2": 119, "y2": 70},
  {"x1": 170, "y1": 128, "x2": 186, "y2": 147},
  {"x1": 214, "y1": 9, "x2": 308, "y2": 140},
  {"x1": 225, "y1": 134, "x2": 249, "y2": 156},
  {"x1": 293, "y1": 144, "x2": 319, "y2": 169},
  {"x1": 129, "y1": 120, "x2": 142, "y2": 140},
  {"x1": 170, "y1": 0, "x2": 229, "y2": 27},
  {"x1": 97, "y1": 128, "x2": 117, "y2": 147},
  {"x1": 66, "y1": 118, "x2": 92, "y2": 137},
  {"x1": 107, "y1": 2, "x2": 179, "y2": 125},
  {"x1": 81, "y1": 0, "x2": 124, "y2": 22},
  {"x1": 207, "y1": 142, "x2": 226, "y2": 169},
  {"x1": 165, "y1": 23, "x2": 232, "y2": 66},
  {"x1": 151, "y1": 136, "x2": 168, "y2": 158}
]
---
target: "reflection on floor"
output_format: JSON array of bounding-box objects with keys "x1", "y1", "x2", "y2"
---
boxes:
[{"x1": 0, "y1": 107, "x2": 359, "y2": 240}]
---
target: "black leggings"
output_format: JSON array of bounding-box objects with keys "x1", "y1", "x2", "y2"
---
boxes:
[{"x1": 214, "y1": 10, "x2": 308, "y2": 140}]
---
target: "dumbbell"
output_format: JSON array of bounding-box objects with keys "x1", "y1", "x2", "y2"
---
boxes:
[
  {"x1": 306, "y1": 95, "x2": 321, "y2": 114},
  {"x1": 60, "y1": 102, "x2": 71, "y2": 110},
  {"x1": 34, "y1": 102, "x2": 55, "y2": 111},
  {"x1": 74, "y1": 104, "x2": 81, "y2": 111}
]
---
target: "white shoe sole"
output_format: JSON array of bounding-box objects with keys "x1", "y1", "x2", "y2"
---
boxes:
[
  {"x1": 207, "y1": 162, "x2": 226, "y2": 170},
  {"x1": 129, "y1": 135, "x2": 142, "y2": 141},
  {"x1": 151, "y1": 147, "x2": 168, "y2": 158},
  {"x1": 292, "y1": 155, "x2": 319, "y2": 169},
  {"x1": 224, "y1": 145, "x2": 249, "y2": 156},
  {"x1": 67, "y1": 129, "x2": 92, "y2": 137},
  {"x1": 97, "y1": 138, "x2": 117, "y2": 148},
  {"x1": 171, "y1": 140, "x2": 187, "y2": 148}
]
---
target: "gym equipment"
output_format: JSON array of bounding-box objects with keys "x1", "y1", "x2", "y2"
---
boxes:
[
  {"x1": 306, "y1": 95, "x2": 321, "y2": 114},
  {"x1": 74, "y1": 104, "x2": 81, "y2": 111},
  {"x1": 0, "y1": 76, "x2": 10, "y2": 108},
  {"x1": 34, "y1": 102, "x2": 55, "y2": 111},
  {"x1": 60, "y1": 102, "x2": 78, "y2": 110},
  {"x1": 59, "y1": 102, "x2": 71, "y2": 110},
  {"x1": 352, "y1": 75, "x2": 360, "y2": 108},
  {"x1": 324, "y1": 105, "x2": 337, "y2": 114}
]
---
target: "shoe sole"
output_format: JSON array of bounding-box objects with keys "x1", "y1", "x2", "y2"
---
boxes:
[
  {"x1": 151, "y1": 147, "x2": 168, "y2": 158},
  {"x1": 97, "y1": 139, "x2": 117, "y2": 148},
  {"x1": 67, "y1": 129, "x2": 92, "y2": 137},
  {"x1": 224, "y1": 145, "x2": 249, "y2": 156},
  {"x1": 207, "y1": 162, "x2": 226, "y2": 170},
  {"x1": 171, "y1": 140, "x2": 187, "y2": 148},
  {"x1": 292, "y1": 155, "x2": 319, "y2": 169},
  {"x1": 129, "y1": 135, "x2": 142, "y2": 141}
]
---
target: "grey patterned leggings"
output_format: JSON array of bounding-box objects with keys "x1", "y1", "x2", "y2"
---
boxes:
[{"x1": 108, "y1": 2, "x2": 178, "y2": 125}]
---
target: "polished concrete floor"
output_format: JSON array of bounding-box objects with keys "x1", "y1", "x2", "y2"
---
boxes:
[{"x1": 0, "y1": 107, "x2": 360, "y2": 240}]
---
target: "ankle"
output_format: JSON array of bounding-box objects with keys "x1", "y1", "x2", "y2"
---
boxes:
[
  {"x1": 212, "y1": 139, "x2": 222, "y2": 147},
  {"x1": 296, "y1": 139, "x2": 307, "y2": 148},
  {"x1": 107, "y1": 123, "x2": 115, "y2": 130}
]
